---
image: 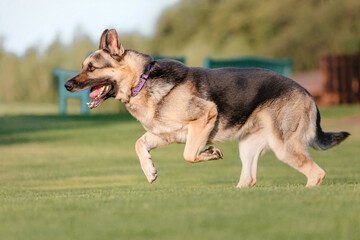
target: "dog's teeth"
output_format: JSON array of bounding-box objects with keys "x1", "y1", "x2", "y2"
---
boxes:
[
  {"x1": 87, "y1": 100, "x2": 95, "y2": 108},
  {"x1": 99, "y1": 86, "x2": 103, "y2": 93}
]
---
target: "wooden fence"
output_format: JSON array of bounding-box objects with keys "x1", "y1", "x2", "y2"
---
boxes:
[{"x1": 320, "y1": 53, "x2": 360, "y2": 105}]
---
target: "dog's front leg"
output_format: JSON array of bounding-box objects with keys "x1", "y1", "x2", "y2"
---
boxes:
[
  {"x1": 183, "y1": 105, "x2": 223, "y2": 163},
  {"x1": 135, "y1": 132, "x2": 169, "y2": 183}
]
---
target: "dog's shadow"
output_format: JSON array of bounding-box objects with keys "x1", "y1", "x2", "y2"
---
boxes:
[{"x1": 0, "y1": 112, "x2": 136, "y2": 145}]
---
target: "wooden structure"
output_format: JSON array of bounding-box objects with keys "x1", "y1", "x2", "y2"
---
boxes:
[{"x1": 320, "y1": 53, "x2": 360, "y2": 105}]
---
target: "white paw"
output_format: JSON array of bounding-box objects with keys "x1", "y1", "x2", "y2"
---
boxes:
[
  {"x1": 306, "y1": 170, "x2": 326, "y2": 187},
  {"x1": 142, "y1": 163, "x2": 158, "y2": 184},
  {"x1": 236, "y1": 176, "x2": 253, "y2": 188}
]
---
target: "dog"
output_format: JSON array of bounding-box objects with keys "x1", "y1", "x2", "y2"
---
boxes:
[{"x1": 65, "y1": 29, "x2": 349, "y2": 187}]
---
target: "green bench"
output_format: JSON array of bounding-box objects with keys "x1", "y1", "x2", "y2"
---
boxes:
[
  {"x1": 53, "y1": 68, "x2": 89, "y2": 115},
  {"x1": 54, "y1": 56, "x2": 290, "y2": 115},
  {"x1": 153, "y1": 55, "x2": 186, "y2": 64},
  {"x1": 204, "y1": 56, "x2": 292, "y2": 77}
]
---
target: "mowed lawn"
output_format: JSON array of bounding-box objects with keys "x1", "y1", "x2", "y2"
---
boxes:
[{"x1": 0, "y1": 104, "x2": 359, "y2": 240}]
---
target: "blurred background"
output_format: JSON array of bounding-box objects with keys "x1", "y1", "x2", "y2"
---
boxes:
[
  {"x1": 1, "y1": 2, "x2": 360, "y2": 239},
  {"x1": 0, "y1": 0, "x2": 359, "y2": 113}
]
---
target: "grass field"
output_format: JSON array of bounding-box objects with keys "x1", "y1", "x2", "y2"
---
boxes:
[{"x1": 0, "y1": 103, "x2": 359, "y2": 240}]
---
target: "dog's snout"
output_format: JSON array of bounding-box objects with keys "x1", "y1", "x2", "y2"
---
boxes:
[{"x1": 64, "y1": 80, "x2": 74, "y2": 91}]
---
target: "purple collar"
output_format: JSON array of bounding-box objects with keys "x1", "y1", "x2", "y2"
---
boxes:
[{"x1": 131, "y1": 61, "x2": 156, "y2": 97}]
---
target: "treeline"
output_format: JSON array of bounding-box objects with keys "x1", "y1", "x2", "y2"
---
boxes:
[
  {"x1": 151, "y1": 0, "x2": 360, "y2": 68},
  {"x1": 0, "y1": 34, "x2": 97, "y2": 103},
  {"x1": 1, "y1": 0, "x2": 360, "y2": 103}
]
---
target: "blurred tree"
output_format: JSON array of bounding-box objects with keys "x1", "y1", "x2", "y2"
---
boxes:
[
  {"x1": 152, "y1": 0, "x2": 360, "y2": 68},
  {"x1": 1, "y1": 0, "x2": 360, "y2": 103}
]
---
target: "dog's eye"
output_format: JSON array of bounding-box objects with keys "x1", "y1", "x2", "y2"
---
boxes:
[{"x1": 88, "y1": 66, "x2": 96, "y2": 72}]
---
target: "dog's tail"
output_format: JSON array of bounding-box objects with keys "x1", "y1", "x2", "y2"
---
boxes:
[{"x1": 312, "y1": 107, "x2": 350, "y2": 150}]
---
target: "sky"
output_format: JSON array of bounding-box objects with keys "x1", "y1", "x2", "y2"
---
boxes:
[{"x1": 0, "y1": 0, "x2": 181, "y2": 56}]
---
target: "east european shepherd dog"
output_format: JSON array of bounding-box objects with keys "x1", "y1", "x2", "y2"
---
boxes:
[{"x1": 65, "y1": 29, "x2": 349, "y2": 188}]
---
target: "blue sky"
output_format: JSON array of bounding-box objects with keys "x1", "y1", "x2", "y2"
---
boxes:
[{"x1": 0, "y1": 0, "x2": 180, "y2": 56}]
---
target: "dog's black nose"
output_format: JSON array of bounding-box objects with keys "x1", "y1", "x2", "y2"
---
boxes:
[{"x1": 64, "y1": 80, "x2": 74, "y2": 91}]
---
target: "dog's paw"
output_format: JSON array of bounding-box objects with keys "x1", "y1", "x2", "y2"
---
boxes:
[
  {"x1": 209, "y1": 146, "x2": 223, "y2": 159},
  {"x1": 237, "y1": 175, "x2": 256, "y2": 188},
  {"x1": 142, "y1": 163, "x2": 158, "y2": 184},
  {"x1": 199, "y1": 146, "x2": 223, "y2": 161}
]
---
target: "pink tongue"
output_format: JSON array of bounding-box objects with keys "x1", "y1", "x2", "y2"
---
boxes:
[{"x1": 89, "y1": 85, "x2": 104, "y2": 98}]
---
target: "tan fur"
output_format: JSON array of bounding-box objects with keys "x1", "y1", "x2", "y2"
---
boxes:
[
  {"x1": 233, "y1": 92, "x2": 325, "y2": 187},
  {"x1": 67, "y1": 29, "x2": 334, "y2": 187}
]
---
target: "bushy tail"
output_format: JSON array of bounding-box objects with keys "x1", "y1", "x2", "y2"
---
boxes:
[{"x1": 312, "y1": 107, "x2": 350, "y2": 150}]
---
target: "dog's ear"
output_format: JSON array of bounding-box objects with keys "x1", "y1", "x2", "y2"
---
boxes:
[
  {"x1": 106, "y1": 29, "x2": 124, "y2": 57},
  {"x1": 99, "y1": 29, "x2": 125, "y2": 59},
  {"x1": 99, "y1": 29, "x2": 109, "y2": 49}
]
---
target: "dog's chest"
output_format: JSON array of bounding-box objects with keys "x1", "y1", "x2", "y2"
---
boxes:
[{"x1": 126, "y1": 100, "x2": 188, "y2": 143}]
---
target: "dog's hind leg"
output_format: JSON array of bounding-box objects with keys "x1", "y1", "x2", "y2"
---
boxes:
[
  {"x1": 266, "y1": 111, "x2": 326, "y2": 187},
  {"x1": 183, "y1": 105, "x2": 223, "y2": 163},
  {"x1": 237, "y1": 132, "x2": 267, "y2": 188},
  {"x1": 135, "y1": 132, "x2": 170, "y2": 183},
  {"x1": 272, "y1": 139, "x2": 326, "y2": 187}
]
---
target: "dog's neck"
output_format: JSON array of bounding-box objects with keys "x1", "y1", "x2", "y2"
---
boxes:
[
  {"x1": 124, "y1": 49, "x2": 153, "y2": 79},
  {"x1": 116, "y1": 50, "x2": 153, "y2": 103},
  {"x1": 131, "y1": 61, "x2": 156, "y2": 97}
]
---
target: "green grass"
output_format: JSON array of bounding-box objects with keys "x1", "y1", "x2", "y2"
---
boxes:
[
  {"x1": 319, "y1": 104, "x2": 360, "y2": 119},
  {"x1": 0, "y1": 104, "x2": 359, "y2": 240}
]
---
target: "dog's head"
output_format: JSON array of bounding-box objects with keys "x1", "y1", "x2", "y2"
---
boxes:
[{"x1": 64, "y1": 29, "x2": 143, "y2": 108}]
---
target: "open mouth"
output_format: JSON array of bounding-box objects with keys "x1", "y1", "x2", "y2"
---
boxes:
[{"x1": 87, "y1": 85, "x2": 112, "y2": 109}]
